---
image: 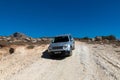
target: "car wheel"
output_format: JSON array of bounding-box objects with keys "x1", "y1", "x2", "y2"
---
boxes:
[
  {"x1": 72, "y1": 45, "x2": 75, "y2": 50},
  {"x1": 67, "y1": 50, "x2": 72, "y2": 56},
  {"x1": 49, "y1": 52, "x2": 54, "y2": 57}
]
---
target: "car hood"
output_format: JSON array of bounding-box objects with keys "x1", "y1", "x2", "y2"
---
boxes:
[{"x1": 49, "y1": 42, "x2": 69, "y2": 47}]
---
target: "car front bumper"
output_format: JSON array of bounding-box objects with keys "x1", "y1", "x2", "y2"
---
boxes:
[{"x1": 48, "y1": 50, "x2": 70, "y2": 56}]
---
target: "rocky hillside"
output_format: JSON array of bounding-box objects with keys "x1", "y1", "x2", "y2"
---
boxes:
[
  {"x1": 0, "y1": 32, "x2": 50, "y2": 46},
  {"x1": 0, "y1": 32, "x2": 51, "y2": 60},
  {"x1": 0, "y1": 33, "x2": 120, "y2": 47},
  {"x1": 75, "y1": 35, "x2": 120, "y2": 46}
]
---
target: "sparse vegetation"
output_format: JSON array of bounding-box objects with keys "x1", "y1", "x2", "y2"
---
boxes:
[
  {"x1": 75, "y1": 35, "x2": 120, "y2": 46},
  {"x1": 0, "y1": 44, "x2": 6, "y2": 48},
  {"x1": 102, "y1": 35, "x2": 116, "y2": 40},
  {"x1": 82, "y1": 37, "x2": 89, "y2": 40},
  {"x1": 27, "y1": 45, "x2": 35, "y2": 49},
  {"x1": 9, "y1": 48, "x2": 15, "y2": 54},
  {"x1": 0, "y1": 33, "x2": 119, "y2": 46}
]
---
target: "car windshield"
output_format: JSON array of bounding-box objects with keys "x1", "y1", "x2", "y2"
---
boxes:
[{"x1": 53, "y1": 36, "x2": 69, "y2": 43}]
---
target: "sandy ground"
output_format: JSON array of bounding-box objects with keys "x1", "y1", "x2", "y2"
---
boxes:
[{"x1": 0, "y1": 41, "x2": 120, "y2": 80}]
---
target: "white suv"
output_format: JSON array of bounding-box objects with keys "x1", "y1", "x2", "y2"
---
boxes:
[{"x1": 48, "y1": 34, "x2": 75, "y2": 57}]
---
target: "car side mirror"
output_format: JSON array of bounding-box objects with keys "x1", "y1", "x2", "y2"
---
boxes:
[
  {"x1": 71, "y1": 38, "x2": 73, "y2": 41},
  {"x1": 51, "y1": 39, "x2": 54, "y2": 43}
]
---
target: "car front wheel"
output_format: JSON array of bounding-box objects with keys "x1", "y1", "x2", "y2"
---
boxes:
[{"x1": 67, "y1": 50, "x2": 72, "y2": 56}]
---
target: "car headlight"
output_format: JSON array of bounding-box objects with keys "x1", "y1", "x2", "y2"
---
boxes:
[
  {"x1": 63, "y1": 46, "x2": 68, "y2": 49},
  {"x1": 48, "y1": 46, "x2": 52, "y2": 50},
  {"x1": 63, "y1": 44, "x2": 69, "y2": 49}
]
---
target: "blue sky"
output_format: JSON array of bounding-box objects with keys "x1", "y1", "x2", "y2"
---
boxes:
[{"x1": 0, "y1": 0, "x2": 120, "y2": 38}]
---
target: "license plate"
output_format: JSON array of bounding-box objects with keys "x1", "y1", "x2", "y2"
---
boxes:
[{"x1": 54, "y1": 52, "x2": 61, "y2": 54}]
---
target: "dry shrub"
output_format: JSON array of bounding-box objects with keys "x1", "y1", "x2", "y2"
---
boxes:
[
  {"x1": 0, "y1": 44, "x2": 6, "y2": 48},
  {"x1": 27, "y1": 45, "x2": 35, "y2": 49},
  {"x1": 9, "y1": 48, "x2": 15, "y2": 54}
]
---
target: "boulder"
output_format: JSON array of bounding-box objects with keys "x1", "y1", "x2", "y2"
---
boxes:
[
  {"x1": 11, "y1": 32, "x2": 27, "y2": 39},
  {"x1": 95, "y1": 36, "x2": 102, "y2": 41},
  {"x1": 31, "y1": 39, "x2": 37, "y2": 43}
]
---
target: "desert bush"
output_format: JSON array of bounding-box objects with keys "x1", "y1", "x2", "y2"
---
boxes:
[
  {"x1": 9, "y1": 48, "x2": 15, "y2": 54},
  {"x1": 102, "y1": 35, "x2": 116, "y2": 40},
  {"x1": 27, "y1": 45, "x2": 35, "y2": 49},
  {"x1": 0, "y1": 44, "x2": 6, "y2": 48},
  {"x1": 82, "y1": 37, "x2": 89, "y2": 40},
  {"x1": 0, "y1": 40, "x2": 9, "y2": 47},
  {"x1": 95, "y1": 36, "x2": 102, "y2": 41},
  {"x1": 78, "y1": 37, "x2": 91, "y2": 42}
]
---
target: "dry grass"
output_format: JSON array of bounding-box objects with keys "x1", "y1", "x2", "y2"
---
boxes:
[{"x1": 26, "y1": 45, "x2": 35, "y2": 49}]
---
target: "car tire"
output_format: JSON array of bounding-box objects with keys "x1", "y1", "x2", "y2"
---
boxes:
[
  {"x1": 49, "y1": 52, "x2": 54, "y2": 57},
  {"x1": 72, "y1": 45, "x2": 75, "y2": 50},
  {"x1": 67, "y1": 50, "x2": 72, "y2": 56}
]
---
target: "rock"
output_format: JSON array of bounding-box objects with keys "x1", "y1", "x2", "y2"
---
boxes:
[
  {"x1": 11, "y1": 32, "x2": 27, "y2": 39},
  {"x1": 24, "y1": 37, "x2": 31, "y2": 42},
  {"x1": 95, "y1": 36, "x2": 102, "y2": 41},
  {"x1": 6, "y1": 37, "x2": 11, "y2": 41},
  {"x1": 8, "y1": 41, "x2": 13, "y2": 43},
  {"x1": 31, "y1": 39, "x2": 37, "y2": 43},
  {"x1": 92, "y1": 38, "x2": 95, "y2": 42},
  {"x1": 104, "y1": 39, "x2": 109, "y2": 43},
  {"x1": 37, "y1": 38, "x2": 41, "y2": 42}
]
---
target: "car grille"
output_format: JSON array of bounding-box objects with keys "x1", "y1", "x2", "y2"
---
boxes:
[{"x1": 52, "y1": 46, "x2": 63, "y2": 49}]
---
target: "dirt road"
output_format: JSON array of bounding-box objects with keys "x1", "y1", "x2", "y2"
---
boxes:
[{"x1": 0, "y1": 41, "x2": 120, "y2": 80}]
